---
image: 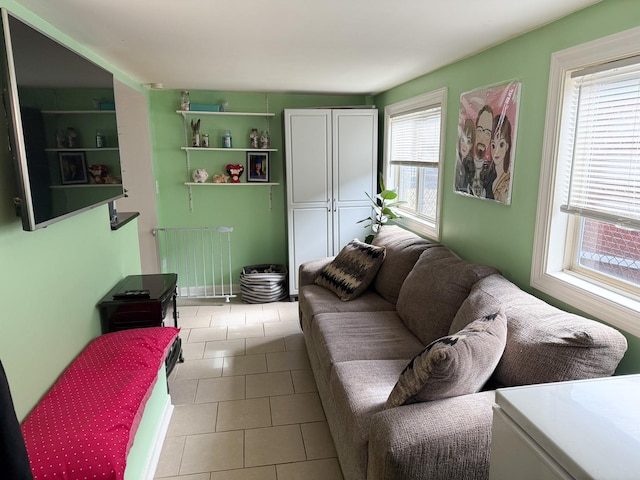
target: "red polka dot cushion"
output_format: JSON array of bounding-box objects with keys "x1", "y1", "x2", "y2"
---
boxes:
[{"x1": 21, "y1": 327, "x2": 179, "y2": 480}]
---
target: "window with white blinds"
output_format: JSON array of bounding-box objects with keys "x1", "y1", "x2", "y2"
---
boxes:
[
  {"x1": 561, "y1": 57, "x2": 640, "y2": 229},
  {"x1": 383, "y1": 88, "x2": 447, "y2": 241},
  {"x1": 389, "y1": 106, "x2": 442, "y2": 167}
]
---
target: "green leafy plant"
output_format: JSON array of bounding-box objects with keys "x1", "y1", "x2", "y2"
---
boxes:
[{"x1": 358, "y1": 174, "x2": 406, "y2": 243}]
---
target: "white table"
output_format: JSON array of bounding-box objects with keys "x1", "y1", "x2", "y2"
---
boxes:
[{"x1": 489, "y1": 374, "x2": 640, "y2": 480}]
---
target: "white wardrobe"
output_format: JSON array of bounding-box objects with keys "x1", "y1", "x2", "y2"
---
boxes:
[{"x1": 284, "y1": 108, "x2": 378, "y2": 298}]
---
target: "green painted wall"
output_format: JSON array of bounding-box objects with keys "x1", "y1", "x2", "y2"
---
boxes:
[
  {"x1": 0, "y1": 0, "x2": 142, "y2": 420},
  {"x1": 374, "y1": 0, "x2": 640, "y2": 374},
  {"x1": 148, "y1": 91, "x2": 371, "y2": 280}
]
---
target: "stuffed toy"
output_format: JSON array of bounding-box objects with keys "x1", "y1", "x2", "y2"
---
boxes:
[
  {"x1": 226, "y1": 164, "x2": 244, "y2": 183},
  {"x1": 88, "y1": 164, "x2": 109, "y2": 184},
  {"x1": 212, "y1": 172, "x2": 229, "y2": 183},
  {"x1": 192, "y1": 168, "x2": 209, "y2": 183}
]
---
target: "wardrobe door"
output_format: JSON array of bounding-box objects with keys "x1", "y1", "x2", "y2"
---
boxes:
[
  {"x1": 332, "y1": 109, "x2": 378, "y2": 251},
  {"x1": 285, "y1": 109, "x2": 332, "y2": 297}
]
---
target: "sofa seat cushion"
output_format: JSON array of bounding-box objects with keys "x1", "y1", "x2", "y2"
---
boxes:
[
  {"x1": 311, "y1": 312, "x2": 424, "y2": 381},
  {"x1": 396, "y1": 248, "x2": 500, "y2": 345},
  {"x1": 315, "y1": 239, "x2": 386, "y2": 301},
  {"x1": 385, "y1": 308, "x2": 507, "y2": 408},
  {"x1": 371, "y1": 225, "x2": 440, "y2": 304},
  {"x1": 330, "y1": 360, "x2": 408, "y2": 479},
  {"x1": 456, "y1": 274, "x2": 628, "y2": 387},
  {"x1": 299, "y1": 284, "x2": 395, "y2": 331}
]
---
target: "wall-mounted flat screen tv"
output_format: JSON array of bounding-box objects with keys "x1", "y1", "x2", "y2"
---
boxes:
[{"x1": 0, "y1": 8, "x2": 124, "y2": 231}]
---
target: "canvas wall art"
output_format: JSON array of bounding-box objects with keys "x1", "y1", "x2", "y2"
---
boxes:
[{"x1": 454, "y1": 81, "x2": 521, "y2": 205}]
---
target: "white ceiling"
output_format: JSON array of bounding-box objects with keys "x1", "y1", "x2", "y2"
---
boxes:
[{"x1": 14, "y1": 0, "x2": 601, "y2": 95}]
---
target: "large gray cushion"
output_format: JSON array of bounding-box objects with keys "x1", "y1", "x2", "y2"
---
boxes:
[
  {"x1": 371, "y1": 225, "x2": 439, "y2": 304},
  {"x1": 311, "y1": 312, "x2": 424, "y2": 381},
  {"x1": 385, "y1": 308, "x2": 507, "y2": 408},
  {"x1": 315, "y1": 239, "x2": 386, "y2": 301},
  {"x1": 454, "y1": 274, "x2": 628, "y2": 387},
  {"x1": 396, "y1": 248, "x2": 499, "y2": 345}
]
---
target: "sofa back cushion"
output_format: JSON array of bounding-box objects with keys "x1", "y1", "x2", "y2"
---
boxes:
[
  {"x1": 371, "y1": 225, "x2": 438, "y2": 304},
  {"x1": 450, "y1": 274, "x2": 628, "y2": 387},
  {"x1": 396, "y1": 247, "x2": 499, "y2": 345}
]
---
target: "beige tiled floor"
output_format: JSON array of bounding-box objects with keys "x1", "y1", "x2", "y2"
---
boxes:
[{"x1": 154, "y1": 300, "x2": 344, "y2": 480}]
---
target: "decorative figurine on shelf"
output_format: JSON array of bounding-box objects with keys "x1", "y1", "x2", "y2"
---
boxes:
[
  {"x1": 56, "y1": 130, "x2": 67, "y2": 148},
  {"x1": 66, "y1": 128, "x2": 77, "y2": 148},
  {"x1": 222, "y1": 130, "x2": 232, "y2": 148},
  {"x1": 88, "y1": 164, "x2": 109, "y2": 184},
  {"x1": 202, "y1": 133, "x2": 209, "y2": 148},
  {"x1": 226, "y1": 163, "x2": 244, "y2": 183},
  {"x1": 250, "y1": 128, "x2": 259, "y2": 149},
  {"x1": 180, "y1": 90, "x2": 190, "y2": 111},
  {"x1": 212, "y1": 172, "x2": 229, "y2": 183},
  {"x1": 260, "y1": 130, "x2": 270, "y2": 149},
  {"x1": 190, "y1": 119, "x2": 201, "y2": 147},
  {"x1": 192, "y1": 168, "x2": 209, "y2": 183}
]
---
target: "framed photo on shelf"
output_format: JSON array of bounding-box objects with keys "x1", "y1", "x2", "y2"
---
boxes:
[
  {"x1": 246, "y1": 151, "x2": 270, "y2": 183},
  {"x1": 59, "y1": 151, "x2": 88, "y2": 184}
]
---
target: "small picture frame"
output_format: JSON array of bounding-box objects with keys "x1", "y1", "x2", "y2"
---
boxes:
[
  {"x1": 59, "y1": 151, "x2": 88, "y2": 184},
  {"x1": 246, "y1": 151, "x2": 270, "y2": 183}
]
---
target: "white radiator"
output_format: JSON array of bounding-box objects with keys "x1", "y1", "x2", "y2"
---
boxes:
[{"x1": 152, "y1": 226, "x2": 236, "y2": 301}]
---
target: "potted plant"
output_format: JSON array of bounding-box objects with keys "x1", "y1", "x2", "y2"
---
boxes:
[{"x1": 358, "y1": 174, "x2": 406, "y2": 243}]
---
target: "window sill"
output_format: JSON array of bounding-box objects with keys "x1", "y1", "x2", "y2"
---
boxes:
[
  {"x1": 531, "y1": 269, "x2": 640, "y2": 338},
  {"x1": 393, "y1": 215, "x2": 439, "y2": 242}
]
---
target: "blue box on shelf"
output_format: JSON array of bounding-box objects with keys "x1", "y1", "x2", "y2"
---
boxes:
[{"x1": 190, "y1": 104, "x2": 221, "y2": 112}]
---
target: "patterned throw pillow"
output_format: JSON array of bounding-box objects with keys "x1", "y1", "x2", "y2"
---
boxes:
[
  {"x1": 315, "y1": 239, "x2": 386, "y2": 301},
  {"x1": 385, "y1": 307, "x2": 507, "y2": 408}
]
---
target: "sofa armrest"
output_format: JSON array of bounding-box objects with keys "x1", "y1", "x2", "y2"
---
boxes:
[
  {"x1": 367, "y1": 391, "x2": 495, "y2": 480},
  {"x1": 298, "y1": 257, "x2": 335, "y2": 287}
]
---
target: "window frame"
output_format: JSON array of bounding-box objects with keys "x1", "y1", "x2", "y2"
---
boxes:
[
  {"x1": 531, "y1": 25, "x2": 640, "y2": 338},
  {"x1": 383, "y1": 88, "x2": 447, "y2": 241}
]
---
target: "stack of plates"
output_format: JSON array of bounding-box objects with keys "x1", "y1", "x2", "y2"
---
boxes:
[{"x1": 240, "y1": 264, "x2": 288, "y2": 304}]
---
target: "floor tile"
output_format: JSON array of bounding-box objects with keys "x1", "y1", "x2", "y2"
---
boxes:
[
  {"x1": 154, "y1": 435, "x2": 184, "y2": 477},
  {"x1": 222, "y1": 354, "x2": 267, "y2": 376},
  {"x1": 204, "y1": 339, "x2": 246, "y2": 358},
  {"x1": 179, "y1": 315, "x2": 213, "y2": 329},
  {"x1": 168, "y1": 379, "x2": 198, "y2": 405},
  {"x1": 291, "y1": 369, "x2": 318, "y2": 394},
  {"x1": 158, "y1": 473, "x2": 210, "y2": 480},
  {"x1": 270, "y1": 392, "x2": 325, "y2": 425},
  {"x1": 246, "y1": 309, "x2": 280, "y2": 324},
  {"x1": 244, "y1": 424, "x2": 306, "y2": 467},
  {"x1": 276, "y1": 458, "x2": 344, "y2": 480},
  {"x1": 301, "y1": 421, "x2": 338, "y2": 459},
  {"x1": 266, "y1": 349, "x2": 311, "y2": 372},
  {"x1": 263, "y1": 320, "x2": 302, "y2": 337},
  {"x1": 246, "y1": 371, "x2": 294, "y2": 398},
  {"x1": 196, "y1": 376, "x2": 246, "y2": 403},
  {"x1": 197, "y1": 304, "x2": 230, "y2": 316},
  {"x1": 210, "y1": 312, "x2": 246, "y2": 326},
  {"x1": 188, "y1": 326, "x2": 228, "y2": 343},
  {"x1": 180, "y1": 431, "x2": 244, "y2": 474},
  {"x1": 181, "y1": 341, "x2": 205, "y2": 360},
  {"x1": 227, "y1": 324, "x2": 265, "y2": 339},
  {"x1": 216, "y1": 397, "x2": 272, "y2": 431},
  {"x1": 167, "y1": 402, "x2": 218, "y2": 436},
  {"x1": 179, "y1": 306, "x2": 199, "y2": 317},
  {"x1": 174, "y1": 358, "x2": 224, "y2": 381},
  {"x1": 284, "y1": 333, "x2": 305, "y2": 351},
  {"x1": 211, "y1": 466, "x2": 276, "y2": 480},
  {"x1": 245, "y1": 336, "x2": 286, "y2": 354}
]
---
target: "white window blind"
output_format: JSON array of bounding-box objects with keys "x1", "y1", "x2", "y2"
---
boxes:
[
  {"x1": 561, "y1": 58, "x2": 640, "y2": 229},
  {"x1": 389, "y1": 106, "x2": 441, "y2": 167}
]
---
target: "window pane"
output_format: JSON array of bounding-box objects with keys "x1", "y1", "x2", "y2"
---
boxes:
[
  {"x1": 418, "y1": 166, "x2": 438, "y2": 221},
  {"x1": 577, "y1": 218, "x2": 640, "y2": 287},
  {"x1": 396, "y1": 165, "x2": 417, "y2": 212}
]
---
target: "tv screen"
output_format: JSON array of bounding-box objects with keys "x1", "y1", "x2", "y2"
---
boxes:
[{"x1": 1, "y1": 8, "x2": 124, "y2": 231}]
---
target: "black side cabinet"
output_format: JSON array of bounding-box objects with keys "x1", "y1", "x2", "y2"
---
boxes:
[{"x1": 98, "y1": 274, "x2": 183, "y2": 373}]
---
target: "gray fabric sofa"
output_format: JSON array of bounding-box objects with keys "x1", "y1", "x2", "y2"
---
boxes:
[{"x1": 298, "y1": 225, "x2": 628, "y2": 480}]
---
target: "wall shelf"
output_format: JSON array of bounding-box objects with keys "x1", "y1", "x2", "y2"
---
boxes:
[
  {"x1": 42, "y1": 110, "x2": 116, "y2": 114},
  {"x1": 45, "y1": 147, "x2": 119, "y2": 152},
  {"x1": 181, "y1": 147, "x2": 277, "y2": 153},
  {"x1": 176, "y1": 110, "x2": 274, "y2": 117},
  {"x1": 185, "y1": 182, "x2": 279, "y2": 186}
]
